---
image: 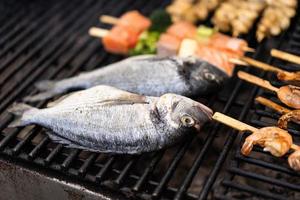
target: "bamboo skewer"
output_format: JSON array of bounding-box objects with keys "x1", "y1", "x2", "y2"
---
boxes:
[
  {"x1": 213, "y1": 112, "x2": 258, "y2": 132},
  {"x1": 240, "y1": 57, "x2": 284, "y2": 73},
  {"x1": 100, "y1": 15, "x2": 119, "y2": 25},
  {"x1": 89, "y1": 27, "x2": 109, "y2": 38},
  {"x1": 271, "y1": 49, "x2": 300, "y2": 65},
  {"x1": 237, "y1": 71, "x2": 279, "y2": 92},
  {"x1": 212, "y1": 112, "x2": 300, "y2": 151},
  {"x1": 255, "y1": 96, "x2": 291, "y2": 114}
]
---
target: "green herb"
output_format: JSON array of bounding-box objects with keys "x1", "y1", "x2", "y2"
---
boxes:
[
  {"x1": 149, "y1": 9, "x2": 172, "y2": 33},
  {"x1": 129, "y1": 31, "x2": 160, "y2": 55}
]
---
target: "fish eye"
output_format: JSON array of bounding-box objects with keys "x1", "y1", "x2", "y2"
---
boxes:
[
  {"x1": 180, "y1": 115, "x2": 195, "y2": 127},
  {"x1": 204, "y1": 73, "x2": 216, "y2": 81}
]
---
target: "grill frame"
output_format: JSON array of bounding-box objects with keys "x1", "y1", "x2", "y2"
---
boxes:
[{"x1": 0, "y1": 0, "x2": 300, "y2": 200}]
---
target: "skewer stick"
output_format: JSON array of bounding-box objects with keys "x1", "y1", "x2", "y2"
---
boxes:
[
  {"x1": 271, "y1": 49, "x2": 300, "y2": 65},
  {"x1": 242, "y1": 46, "x2": 255, "y2": 52},
  {"x1": 99, "y1": 15, "x2": 119, "y2": 25},
  {"x1": 88, "y1": 27, "x2": 108, "y2": 38},
  {"x1": 237, "y1": 71, "x2": 279, "y2": 92},
  {"x1": 255, "y1": 97, "x2": 291, "y2": 114},
  {"x1": 212, "y1": 112, "x2": 300, "y2": 151},
  {"x1": 213, "y1": 112, "x2": 258, "y2": 132},
  {"x1": 240, "y1": 57, "x2": 285, "y2": 73},
  {"x1": 229, "y1": 58, "x2": 249, "y2": 66}
]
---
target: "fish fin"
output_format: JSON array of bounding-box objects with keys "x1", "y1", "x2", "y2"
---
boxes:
[
  {"x1": 99, "y1": 98, "x2": 148, "y2": 107},
  {"x1": 46, "y1": 132, "x2": 96, "y2": 151},
  {"x1": 7, "y1": 103, "x2": 37, "y2": 127},
  {"x1": 23, "y1": 91, "x2": 59, "y2": 102},
  {"x1": 35, "y1": 80, "x2": 56, "y2": 91},
  {"x1": 46, "y1": 92, "x2": 74, "y2": 107}
]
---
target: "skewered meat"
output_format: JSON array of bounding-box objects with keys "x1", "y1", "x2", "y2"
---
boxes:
[
  {"x1": 288, "y1": 149, "x2": 300, "y2": 171},
  {"x1": 167, "y1": 0, "x2": 223, "y2": 23},
  {"x1": 277, "y1": 85, "x2": 300, "y2": 109},
  {"x1": 116, "y1": 11, "x2": 151, "y2": 34},
  {"x1": 238, "y1": 71, "x2": 300, "y2": 109},
  {"x1": 212, "y1": 0, "x2": 265, "y2": 36},
  {"x1": 255, "y1": 97, "x2": 300, "y2": 129},
  {"x1": 256, "y1": 0, "x2": 297, "y2": 41},
  {"x1": 241, "y1": 127, "x2": 293, "y2": 157},
  {"x1": 278, "y1": 110, "x2": 300, "y2": 129},
  {"x1": 102, "y1": 26, "x2": 139, "y2": 54}
]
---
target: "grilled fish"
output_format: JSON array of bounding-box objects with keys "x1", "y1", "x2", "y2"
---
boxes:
[
  {"x1": 9, "y1": 85, "x2": 212, "y2": 154},
  {"x1": 24, "y1": 55, "x2": 228, "y2": 102}
]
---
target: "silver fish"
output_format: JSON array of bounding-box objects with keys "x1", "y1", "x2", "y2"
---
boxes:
[
  {"x1": 24, "y1": 55, "x2": 228, "y2": 102},
  {"x1": 9, "y1": 85, "x2": 212, "y2": 154}
]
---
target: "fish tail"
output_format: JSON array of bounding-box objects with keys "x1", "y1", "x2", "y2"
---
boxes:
[{"x1": 7, "y1": 103, "x2": 38, "y2": 127}]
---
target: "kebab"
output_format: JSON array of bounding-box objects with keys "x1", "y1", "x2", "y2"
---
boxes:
[
  {"x1": 94, "y1": 10, "x2": 253, "y2": 55},
  {"x1": 212, "y1": 112, "x2": 300, "y2": 171},
  {"x1": 241, "y1": 56, "x2": 300, "y2": 86},
  {"x1": 238, "y1": 71, "x2": 300, "y2": 109},
  {"x1": 256, "y1": 0, "x2": 297, "y2": 42},
  {"x1": 255, "y1": 96, "x2": 300, "y2": 129},
  {"x1": 166, "y1": 0, "x2": 223, "y2": 23}
]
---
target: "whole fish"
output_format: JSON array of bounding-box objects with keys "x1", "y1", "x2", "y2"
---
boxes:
[
  {"x1": 9, "y1": 85, "x2": 212, "y2": 154},
  {"x1": 24, "y1": 55, "x2": 228, "y2": 102}
]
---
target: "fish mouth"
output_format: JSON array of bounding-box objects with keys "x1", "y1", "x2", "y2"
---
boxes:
[{"x1": 196, "y1": 104, "x2": 213, "y2": 120}]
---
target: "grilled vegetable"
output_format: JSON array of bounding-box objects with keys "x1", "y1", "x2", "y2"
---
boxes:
[{"x1": 129, "y1": 31, "x2": 160, "y2": 55}]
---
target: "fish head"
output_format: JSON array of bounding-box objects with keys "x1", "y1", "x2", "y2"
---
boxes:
[
  {"x1": 156, "y1": 94, "x2": 213, "y2": 131},
  {"x1": 180, "y1": 56, "x2": 228, "y2": 94}
]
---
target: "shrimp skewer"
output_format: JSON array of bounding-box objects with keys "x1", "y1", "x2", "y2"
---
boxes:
[
  {"x1": 213, "y1": 112, "x2": 300, "y2": 171},
  {"x1": 238, "y1": 71, "x2": 300, "y2": 109},
  {"x1": 255, "y1": 97, "x2": 300, "y2": 129},
  {"x1": 241, "y1": 57, "x2": 300, "y2": 86}
]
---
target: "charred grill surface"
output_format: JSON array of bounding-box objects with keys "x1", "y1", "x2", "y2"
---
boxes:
[{"x1": 0, "y1": 0, "x2": 300, "y2": 200}]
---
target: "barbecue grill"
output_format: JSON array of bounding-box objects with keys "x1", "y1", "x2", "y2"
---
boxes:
[{"x1": 1, "y1": 0, "x2": 300, "y2": 199}]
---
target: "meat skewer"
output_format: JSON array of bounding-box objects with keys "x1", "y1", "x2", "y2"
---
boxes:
[
  {"x1": 255, "y1": 96, "x2": 300, "y2": 129},
  {"x1": 237, "y1": 71, "x2": 300, "y2": 109},
  {"x1": 213, "y1": 112, "x2": 300, "y2": 171},
  {"x1": 98, "y1": 14, "x2": 255, "y2": 53},
  {"x1": 271, "y1": 49, "x2": 300, "y2": 65},
  {"x1": 240, "y1": 56, "x2": 300, "y2": 85}
]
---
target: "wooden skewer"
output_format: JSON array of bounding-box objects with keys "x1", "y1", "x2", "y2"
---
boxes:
[
  {"x1": 240, "y1": 57, "x2": 285, "y2": 73},
  {"x1": 99, "y1": 15, "x2": 119, "y2": 25},
  {"x1": 212, "y1": 112, "x2": 300, "y2": 151},
  {"x1": 229, "y1": 58, "x2": 249, "y2": 66},
  {"x1": 237, "y1": 71, "x2": 279, "y2": 92},
  {"x1": 88, "y1": 27, "x2": 108, "y2": 38},
  {"x1": 213, "y1": 112, "x2": 258, "y2": 132},
  {"x1": 271, "y1": 49, "x2": 300, "y2": 65},
  {"x1": 255, "y1": 97, "x2": 291, "y2": 114},
  {"x1": 242, "y1": 46, "x2": 255, "y2": 52}
]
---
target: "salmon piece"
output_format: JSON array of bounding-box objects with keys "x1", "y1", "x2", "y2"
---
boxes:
[
  {"x1": 119, "y1": 11, "x2": 151, "y2": 34},
  {"x1": 103, "y1": 26, "x2": 139, "y2": 54},
  {"x1": 209, "y1": 33, "x2": 247, "y2": 56},
  {"x1": 167, "y1": 21, "x2": 197, "y2": 40},
  {"x1": 157, "y1": 33, "x2": 181, "y2": 56},
  {"x1": 197, "y1": 45, "x2": 235, "y2": 76}
]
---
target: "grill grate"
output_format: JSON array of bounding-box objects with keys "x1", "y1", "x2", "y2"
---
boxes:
[{"x1": 0, "y1": 0, "x2": 300, "y2": 200}]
